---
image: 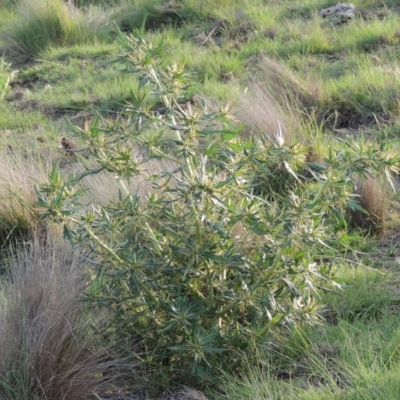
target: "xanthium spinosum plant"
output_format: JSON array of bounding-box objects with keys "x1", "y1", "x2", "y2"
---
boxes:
[{"x1": 36, "y1": 28, "x2": 400, "y2": 386}]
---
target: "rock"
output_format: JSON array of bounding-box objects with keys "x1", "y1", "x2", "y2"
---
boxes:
[
  {"x1": 193, "y1": 19, "x2": 230, "y2": 47},
  {"x1": 58, "y1": 137, "x2": 77, "y2": 155},
  {"x1": 5, "y1": 88, "x2": 26, "y2": 101},
  {"x1": 154, "y1": 0, "x2": 180, "y2": 14},
  {"x1": 193, "y1": 31, "x2": 216, "y2": 47},
  {"x1": 209, "y1": 19, "x2": 230, "y2": 36},
  {"x1": 320, "y1": 3, "x2": 356, "y2": 23}
]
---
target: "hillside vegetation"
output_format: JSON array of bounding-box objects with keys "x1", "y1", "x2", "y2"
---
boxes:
[{"x1": 0, "y1": 0, "x2": 400, "y2": 399}]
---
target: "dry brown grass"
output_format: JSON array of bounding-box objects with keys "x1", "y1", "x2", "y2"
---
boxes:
[
  {"x1": 0, "y1": 137, "x2": 178, "y2": 246},
  {"x1": 237, "y1": 83, "x2": 290, "y2": 142},
  {"x1": 176, "y1": 387, "x2": 210, "y2": 400},
  {"x1": 72, "y1": 156, "x2": 179, "y2": 206},
  {"x1": 0, "y1": 148, "x2": 52, "y2": 247},
  {"x1": 256, "y1": 56, "x2": 320, "y2": 112},
  {"x1": 0, "y1": 234, "x2": 126, "y2": 400},
  {"x1": 237, "y1": 56, "x2": 320, "y2": 144},
  {"x1": 349, "y1": 175, "x2": 391, "y2": 234}
]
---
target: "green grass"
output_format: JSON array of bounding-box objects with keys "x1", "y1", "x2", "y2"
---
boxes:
[
  {"x1": 18, "y1": 56, "x2": 141, "y2": 113},
  {"x1": 220, "y1": 261, "x2": 400, "y2": 400},
  {"x1": 0, "y1": 102, "x2": 61, "y2": 164},
  {"x1": 3, "y1": 0, "x2": 111, "y2": 60},
  {"x1": 221, "y1": 314, "x2": 400, "y2": 399}
]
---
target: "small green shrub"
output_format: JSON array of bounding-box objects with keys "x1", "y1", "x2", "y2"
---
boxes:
[{"x1": 36, "y1": 29, "x2": 400, "y2": 386}]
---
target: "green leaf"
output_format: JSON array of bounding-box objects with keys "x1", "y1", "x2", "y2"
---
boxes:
[
  {"x1": 256, "y1": 315, "x2": 282, "y2": 337},
  {"x1": 63, "y1": 224, "x2": 75, "y2": 247},
  {"x1": 227, "y1": 142, "x2": 243, "y2": 152},
  {"x1": 221, "y1": 130, "x2": 240, "y2": 140},
  {"x1": 347, "y1": 199, "x2": 368, "y2": 214}
]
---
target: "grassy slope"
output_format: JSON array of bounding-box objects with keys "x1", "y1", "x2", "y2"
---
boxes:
[{"x1": 0, "y1": 0, "x2": 400, "y2": 399}]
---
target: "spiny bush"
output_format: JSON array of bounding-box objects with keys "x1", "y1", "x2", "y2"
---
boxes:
[{"x1": 36, "y1": 28, "x2": 400, "y2": 387}]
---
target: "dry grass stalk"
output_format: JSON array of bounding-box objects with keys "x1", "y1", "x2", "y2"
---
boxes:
[
  {"x1": 177, "y1": 386, "x2": 210, "y2": 400},
  {"x1": 0, "y1": 148, "x2": 52, "y2": 246},
  {"x1": 257, "y1": 56, "x2": 320, "y2": 113},
  {"x1": 236, "y1": 83, "x2": 290, "y2": 143},
  {"x1": 238, "y1": 56, "x2": 320, "y2": 144},
  {"x1": 0, "y1": 235, "x2": 125, "y2": 399},
  {"x1": 73, "y1": 156, "x2": 179, "y2": 205},
  {"x1": 349, "y1": 175, "x2": 390, "y2": 233}
]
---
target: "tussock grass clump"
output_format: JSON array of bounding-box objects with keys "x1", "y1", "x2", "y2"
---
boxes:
[
  {"x1": 349, "y1": 175, "x2": 391, "y2": 234},
  {"x1": 0, "y1": 149, "x2": 51, "y2": 248},
  {"x1": 3, "y1": 0, "x2": 109, "y2": 60},
  {"x1": 256, "y1": 56, "x2": 320, "y2": 116},
  {"x1": 237, "y1": 83, "x2": 290, "y2": 142},
  {"x1": 0, "y1": 237, "x2": 122, "y2": 400},
  {"x1": 112, "y1": 0, "x2": 184, "y2": 33}
]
